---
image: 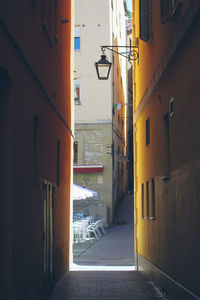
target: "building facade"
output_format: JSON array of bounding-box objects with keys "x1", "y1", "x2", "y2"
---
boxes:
[
  {"x1": 126, "y1": 19, "x2": 134, "y2": 193},
  {"x1": 133, "y1": 0, "x2": 200, "y2": 298},
  {"x1": 74, "y1": 0, "x2": 128, "y2": 225},
  {"x1": 0, "y1": 1, "x2": 73, "y2": 299}
]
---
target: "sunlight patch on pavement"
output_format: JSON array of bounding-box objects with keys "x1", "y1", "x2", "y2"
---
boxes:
[{"x1": 70, "y1": 263, "x2": 136, "y2": 271}]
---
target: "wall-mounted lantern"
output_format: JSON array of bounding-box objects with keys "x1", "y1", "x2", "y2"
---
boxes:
[
  {"x1": 94, "y1": 50, "x2": 112, "y2": 80},
  {"x1": 95, "y1": 44, "x2": 139, "y2": 80}
]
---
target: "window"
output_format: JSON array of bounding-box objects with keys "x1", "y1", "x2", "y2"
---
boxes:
[
  {"x1": 119, "y1": 13, "x2": 121, "y2": 38},
  {"x1": 160, "y1": 0, "x2": 181, "y2": 23},
  {"x1": 74, "y1": 80, "x2": 81, "y2": 104},
  {"x1": 146, "y1": 181, "x2": 149, "y2": 217},
  {"x1": 73, "y1": 141, "x2": 78, "y2": 164},
  {"x1": 117, "y1": 146, "x2": 120, "y2": 156},
  {"x1": 117, "y1": 161, "x2": 120, "y2": 174},
  {"x1": 169, "y1": 97, "x2": 174, "y2": 117},
  {"x1": 74, "y1": 26, "x2": 80, "y2": 51},
  {"x1": 112, "y1": 142, "x2": 115, "y2": 170},
  {"x1": 146, "y1": 117, "x2": 150, "y2": 146},
  {"x1": 139, "y1": 0, "x2": 152, "y2": 42},
  {"x1": 33, "y1": 115, "x2": 39, "y2": 189},
  {"x1": 142, "y1": 181, "x2": 154, "y2": 219},
  {"x1": 112, "y1": 104, "x2": 115, "y2": 116},
  {"x1": 112, "y1": 54, "x2": 115, "y2": 65},
  {"x1": 160, "y1": 0, "x2": 171, "y2": 23},
  {"x1": 150, "y1": 177, "x2": 156, "y2": 219},
  {"x1": 57, "y1": 140, "x2": 60, "y2": 186},
  {"x1": 142, "y1": 183, "x2": 144, "y2": 218},
  {"x1": 54, "y1": 0, "x2": 58, "y2": 38},
  {"x1": 163, "y1": 113, "x2": 170, "y2": 175},
  {"x1": 43, "y1": 180, "x2": 55, "y2": 292},
  {"x1": 171, "y1": 0, "x2": 181, "y2": 16}
]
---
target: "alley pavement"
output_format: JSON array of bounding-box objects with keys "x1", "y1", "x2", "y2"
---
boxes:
[
  {"x1": 73, "y1": 193, "x2": 135, "y2": 266},
  {"x1": 49, "y1": 270, "x2": 163, "y2": 300},
  {"x1": 49, "y1": 194, "x2": 163, "y2": 300}
]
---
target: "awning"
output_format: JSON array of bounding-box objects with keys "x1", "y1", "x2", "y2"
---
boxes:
[
  {"x1": 72, "y1": 184, "x2": 98, "y2": 200},
  {"x1": 73, "y1": 164, "x2": 104, "y2": 174}
]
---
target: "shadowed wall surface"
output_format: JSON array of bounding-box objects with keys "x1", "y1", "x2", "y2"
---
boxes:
[{"x1": 0, "y1": 1, "x2": 73, "y2": 299}]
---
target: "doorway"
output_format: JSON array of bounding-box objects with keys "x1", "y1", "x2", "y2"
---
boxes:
[{"x1": 43, "y1": 180, "x2": 55, "y2": 294}]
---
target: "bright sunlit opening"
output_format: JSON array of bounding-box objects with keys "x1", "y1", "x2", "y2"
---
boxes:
[{"x1": 70, "y1": 263, "x2": 136, "y2": 271}]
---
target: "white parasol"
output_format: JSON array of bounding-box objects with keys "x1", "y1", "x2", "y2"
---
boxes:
[{"x1": 72, "y1": 184, "x2": 98, "y2": 200}]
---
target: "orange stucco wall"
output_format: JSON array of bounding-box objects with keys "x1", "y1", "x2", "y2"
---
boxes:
[{"x1": 0, "y1": 1, "x2": 73, "y2": 299}]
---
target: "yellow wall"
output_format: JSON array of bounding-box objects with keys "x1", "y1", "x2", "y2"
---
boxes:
[
  {"x1": 134, "y1": 0, "x2": 192, "y2": 109},
  {"x1": 113, "y1": 37, "x2": 127, "y2": 210},
  {"x1": 133, "y1": 0, "x2": 200, "y2": 295}
]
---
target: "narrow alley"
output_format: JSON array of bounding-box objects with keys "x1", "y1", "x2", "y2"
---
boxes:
[
  {"x1": 48, "y1": 194, "x2": 162, "y2": 300},
  {"x1": 1, "y1": 1, "x2": 200, "y2": 300},
  {"x1": 49, "y1": 271, "x2": 163, "y2": 300}
]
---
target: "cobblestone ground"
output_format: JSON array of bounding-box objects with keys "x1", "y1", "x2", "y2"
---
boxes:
[{"x1": 49, "y1": 271, "x2": 163, "y2": 300}]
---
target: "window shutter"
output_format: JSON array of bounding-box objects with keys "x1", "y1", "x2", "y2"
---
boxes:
[
  {"x1": 160, "y1": 0, "x2": 171, "y2": 23},
  {"x1": 140, "y1": 0, "x2": 150, "y2": 42},
  {"x1": 171, "y1": 0, "x2": 181, "y2": 16}
]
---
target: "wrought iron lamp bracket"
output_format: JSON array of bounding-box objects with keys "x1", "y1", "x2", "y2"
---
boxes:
[{"x1": 100, "y1": 45, "x2": 139, "y2": 62}]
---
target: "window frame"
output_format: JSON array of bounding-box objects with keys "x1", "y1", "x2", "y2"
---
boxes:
[
  {"x1": 160, "y1": 0, "x2": 171, "y2": 23},
  {"x1": 146, "y1": 117, "x2": 150, "y2": 146},
  {"x1": 74, "y1": 26, "x2": 80, "y2": 51},
  {"x1": 139, "y1": 0, "x2": 153, "y2": 42},
  {"x1": 171, "y1": 0, "x2": 181, "y2": 16},
  {"x1": 169, "y1": 97, "x2": 175, "y2": 117},
  {"x1": 146, "y1": 181, "x2": 149, "y2": 218},
  {"x1": 57, "y1": 140, "x2": 60, "y2": 186},
  {"x1": 74, "y1": 79, "x2": 81, "y2": 104},
  {"x1": 160, "y1": 0, "x2": 181, "y2": 24},
  {"x1": 150, "y1": 177, "x2": 156, "y2": 219},
  {"x1": 73, "y1": 141, "x2": 78, "y2": 164},
  {"x1": 142, "y1": 183, "x2": 144, "y2": 218}
]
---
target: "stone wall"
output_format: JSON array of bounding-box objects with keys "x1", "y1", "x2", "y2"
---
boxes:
[{"x1": 74, "y1": 123, "x2": 113, "y2": 225}]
